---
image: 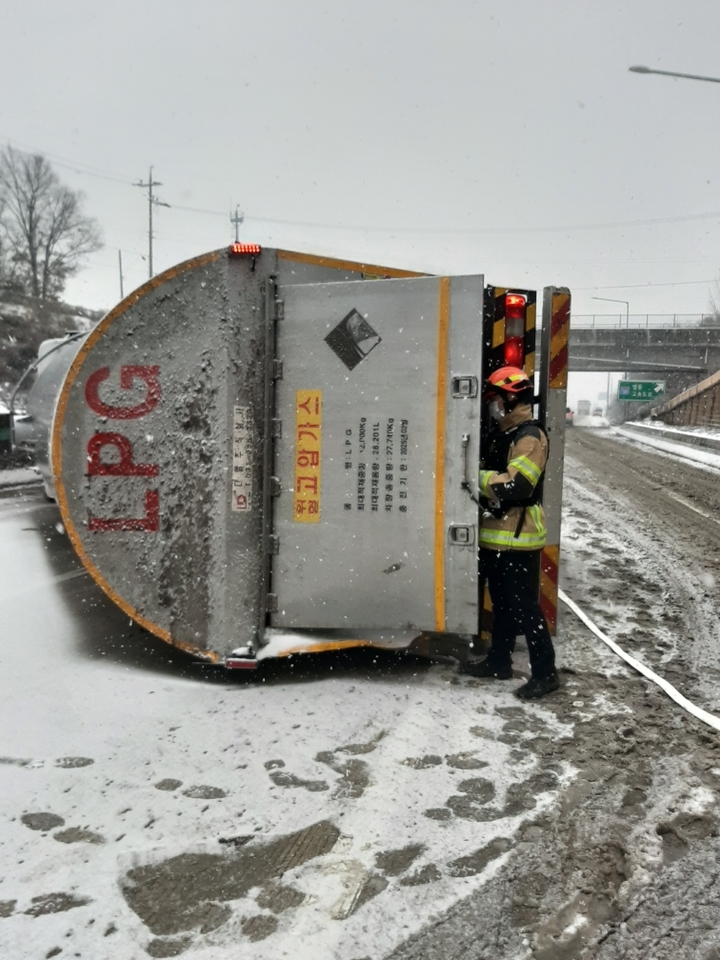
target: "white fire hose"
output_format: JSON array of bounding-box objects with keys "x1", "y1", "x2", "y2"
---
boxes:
[{"x1": 558, "y1": 588, "x2": 720, "y2": 734}]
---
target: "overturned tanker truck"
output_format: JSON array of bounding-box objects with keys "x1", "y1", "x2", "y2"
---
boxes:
[{"x1": 25, "y1": 245, "x2": 571, "y2": 669}]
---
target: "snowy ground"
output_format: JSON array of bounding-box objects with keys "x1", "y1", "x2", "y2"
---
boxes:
[
  {"x1": 0, "y1": 466, "x2": 40, "y2": 489},
  {"x1": 387, "y1": 427, "x2": 720, "y2": 960},
  {"x1": 616, "y1": 422, "x2": 720, "y2": 472},
  {"x1": 625, "y1": 420, "x2": 720, "y2": 444},
  {"x1": 1, "y1": 424, "x2": 720, "y2": 959},
  {"x1": 0, "y1": 485, "x2": 573, "y2": 960}
]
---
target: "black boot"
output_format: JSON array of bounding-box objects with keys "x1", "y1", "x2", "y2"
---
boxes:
[
  {"x1": 514, "y1": 672, "x2": 560, "y2": 700},
  {"x1": 461, "y1": 656, "x2": 512, "y2": 680}
]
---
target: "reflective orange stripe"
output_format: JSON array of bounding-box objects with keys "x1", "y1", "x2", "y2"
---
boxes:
[
  {"x1": 540, "y1": 545, "x2": 560, "y2": 634},
  {"x1": 434, "y1": 278, "x2": 450, "y2": 631},
  {"x1": 277, "y1": 249, "x2": 424, "y2": 278},
  {"x1": 549, "y1": 292, "x2": 570, "y2": 389}
]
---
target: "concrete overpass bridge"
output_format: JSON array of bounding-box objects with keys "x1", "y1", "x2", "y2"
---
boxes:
[{"x1": 569, "y1": 313, "x2": 720, "y2": 397}]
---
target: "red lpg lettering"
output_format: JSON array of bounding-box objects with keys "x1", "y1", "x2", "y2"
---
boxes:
[
  {"x1": 87, "y1": 433, "x2": 159, "y2": 477},
  {"x1": 85, "y1": 365, "x2": 161, "y2": 419},
  {"x1": 85, "y1": 365, "x2": 161, "y2": 533},
  {"x1": 89, "y1": 490, "x2": 160, "y2": 532}
]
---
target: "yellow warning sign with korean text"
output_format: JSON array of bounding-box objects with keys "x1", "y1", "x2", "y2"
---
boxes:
[{"x1": 294, "y1": 389, "x2": 322, "y2": 523}]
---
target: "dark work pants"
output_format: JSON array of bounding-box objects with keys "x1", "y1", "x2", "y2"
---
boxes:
[{"x1": 479, "y1": 548, "x2": 556, "y2": 680}]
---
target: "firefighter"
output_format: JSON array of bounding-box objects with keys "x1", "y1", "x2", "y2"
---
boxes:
[{"x1": 464, "y1": 366, "x2": 560, "y2": 699}]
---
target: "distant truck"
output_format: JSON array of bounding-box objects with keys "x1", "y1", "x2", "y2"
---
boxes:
[{"x1": 577, "y1": 400, "x2": 591, "y2": 417}]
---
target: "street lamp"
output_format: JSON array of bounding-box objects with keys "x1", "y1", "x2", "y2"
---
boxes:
[
  {"x1": 592, "y1": 296, "x2": 629, "y2": 327},
  {"x1": 629, "y1": 65, "x2": 720, "y2": 84},
  {"x1": 592, "y1": 297, "x2": 629, "y2": 414}
]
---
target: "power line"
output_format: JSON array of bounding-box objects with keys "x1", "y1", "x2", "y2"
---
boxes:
[
  {"x1": 0, "y1": 134, "x2": 130, "y2": 184},
  {"x1": 239, "y1": 210, "x2": 720, "y2": 235},
  {"x1": 578, "y1": 278, "x2": 715, "y2": 290},
  {"x1": 4, "y1": 134, "x2": 720, "y2": 237}
]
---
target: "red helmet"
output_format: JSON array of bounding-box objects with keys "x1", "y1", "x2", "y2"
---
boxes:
[{"x1": 483, "y1": 366, "x2": 533, "y2": 398}]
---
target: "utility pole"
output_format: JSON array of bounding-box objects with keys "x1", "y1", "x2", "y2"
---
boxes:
[
  {"x1": 134, "y1": 167, "x2": 170, "y2": 279},
  {"x1": 592, "y1": 296, "x2": 629, "y2": 420},
  {"x1": 230, "y1": 205, "x2": 244, "y2": 242}
]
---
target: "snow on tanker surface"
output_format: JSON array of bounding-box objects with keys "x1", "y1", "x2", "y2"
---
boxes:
[{"x1": 27, "y1": 245, "x2": 570, "y2": 670}]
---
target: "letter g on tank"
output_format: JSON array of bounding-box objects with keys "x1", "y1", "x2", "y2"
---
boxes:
[{"x1": 85, "y1": 365, "x2": 161, "y2": 419}]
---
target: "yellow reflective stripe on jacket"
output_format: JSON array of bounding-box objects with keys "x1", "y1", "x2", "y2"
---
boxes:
[
  {"x1": 478, "y1": 470, "x2": 493, "y2": 497},
  {"x1": 478, "y1": 504, "x2": 547, "y2": 550},
  {"x1": 509, "y1": 454, "x2": 541, "y2": 486},
  {"x1": 478, "y1": 527, "x2": 547, "y2": 549},
  {"x1": 528, "y1": 503, "x2": 546, "y2": 540}
]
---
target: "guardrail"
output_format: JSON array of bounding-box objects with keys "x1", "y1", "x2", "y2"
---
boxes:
[
  {"x1": 621, "y1": 421, "x2": 720, "y2": 452},
  {"x1": 574, "y1": 314, "x2": 720, "y2": 329}
]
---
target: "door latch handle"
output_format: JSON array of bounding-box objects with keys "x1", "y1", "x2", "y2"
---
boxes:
[
  {"x1": 461, "y1": 434, "x2": 479, "y2": 504},
  {"x1": 448, "y1": 523, "x2": 475, "y2": 545}
]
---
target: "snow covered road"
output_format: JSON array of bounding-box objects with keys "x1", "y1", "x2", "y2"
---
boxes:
[
  {"x1": 0, "y1": 485, "x2": 570, "y2": 960},
  {"x1": 2, "y1": 424, "x2": 720, "y2": 960}
]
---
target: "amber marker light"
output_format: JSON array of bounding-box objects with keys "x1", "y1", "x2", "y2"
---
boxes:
[{"x1": 229, "y1": 242, "x2": 262, "y2": 255}]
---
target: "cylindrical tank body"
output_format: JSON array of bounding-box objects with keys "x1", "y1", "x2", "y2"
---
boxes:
[
  {"x1": 26, "y1": 335, "x2": 87, "y2": 498},
  {"x1": 50, "y1": 247, "x2": 449, "y2": 662},
  {"x1": 47, "y1": 246, "x2": 486, "y2": 663},
  {"x1": 54, "y1": 249, "x2": 272, "y2": 661}
]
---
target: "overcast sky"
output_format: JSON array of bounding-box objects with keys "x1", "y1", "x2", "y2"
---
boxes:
[{"x1": 2, "y1": 0, "x2": 720, "y2": 336}]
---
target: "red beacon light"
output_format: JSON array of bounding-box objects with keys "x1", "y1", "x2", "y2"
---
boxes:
[
  {"x1": 229, "y1": 242, "x2": 262, "y2": 256},
  {"x1": 503, "y1": 291, "x2": 527, "y2": 366}
]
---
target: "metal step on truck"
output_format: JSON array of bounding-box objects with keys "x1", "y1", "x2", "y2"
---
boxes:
[{"x1": 20, "y1": 245, "x2": 571, "y2": 669}]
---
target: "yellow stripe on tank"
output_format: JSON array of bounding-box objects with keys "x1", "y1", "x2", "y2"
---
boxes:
[{"x1": 434, "y1": 278, "x2": 450, "y2": 631}]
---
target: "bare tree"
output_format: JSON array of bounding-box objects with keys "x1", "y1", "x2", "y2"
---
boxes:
[{"x1": 0, "y1": 146, "x2": 102, "y2": 300}]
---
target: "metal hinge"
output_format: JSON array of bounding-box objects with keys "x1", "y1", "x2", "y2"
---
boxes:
[
  {"x1": 270, "y1": 476, "x2": 281, "y2": 497},
  {"x1": 272, "y1": 418, "x2": 282, "y2": 438},
  {"x1": 268, "y1": 535, "x2": 280, "y2": 555},
  {"x1": 266, "y1": 593, "x2": 278, "y2": 613},
  {"x1": 273, "y1": 359, "x2": 284, "y2": 380},
  {"x1": 273, "y1": 299, "x2": 284, "y2": 321}
]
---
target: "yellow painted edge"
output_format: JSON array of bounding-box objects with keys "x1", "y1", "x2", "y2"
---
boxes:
[
  {"x1": 434, "y1": 277, "x2": 450, "y2": 632},
  {"x1": 524, "y1": 351, "x2": 536, "y2": 378},
  {"x1": 544, "y1": 544, "x2": 560, "y2": 564},
  {"x1": 540, "y1": 571, "x2": 558, "y2": 602},
  {"x1": 277, "y1": 249, "x2": 426, "y2": 279},
  {"x1": 540, "y1": 544, "x2": 560, "y2": 601},
  {"x1": 550, "y1": 321, "x2": 570, "y2": 359},
  {"x1": 51, "y1": 249, "x2": 225, "y2": 664},
  {"x1": 492, "y1": 318, "x2": 505, "y2": 349},
  {"x1": 552, "y1": 292, "x2": 571, "y2": 316},
  {"x1": 525, "y1": 300, "x2": 536, "y2": 331},
  {"x1": 293, "y1": 389, "x2": 322, "y2": 523},
  {"x1": 550, "y1": 293, "x2": 571, "y2": 389}
]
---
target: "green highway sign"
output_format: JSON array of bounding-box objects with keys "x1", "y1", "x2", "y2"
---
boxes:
[{"x1": 617, "y1": 380, "x2": 666, "y2": 402}]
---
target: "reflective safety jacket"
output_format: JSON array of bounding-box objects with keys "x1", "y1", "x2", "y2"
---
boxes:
[{"x1": 478, "y1": 403, "x2": 548, "y2": 551}]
